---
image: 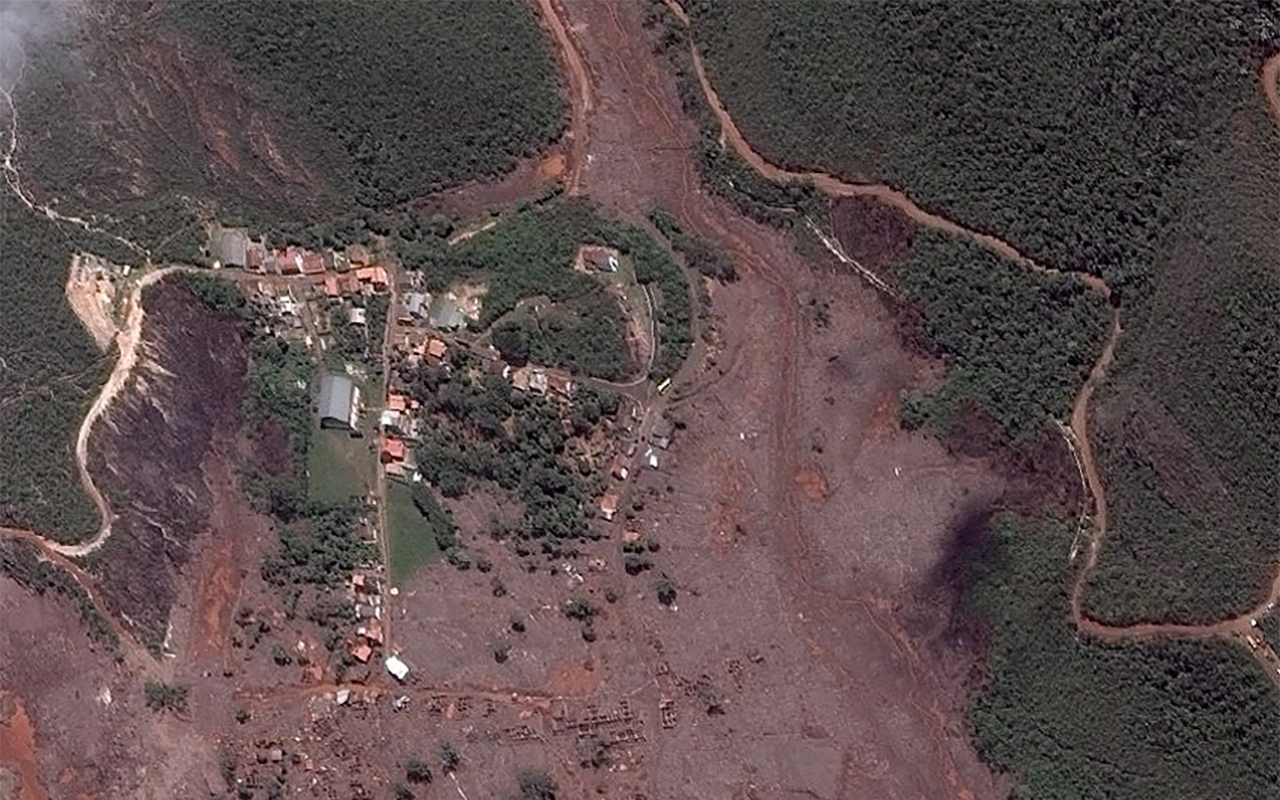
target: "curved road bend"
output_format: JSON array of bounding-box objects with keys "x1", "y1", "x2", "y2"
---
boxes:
[{"x1": 664, "y1": 0, "x2": 1280, "y2": 654}]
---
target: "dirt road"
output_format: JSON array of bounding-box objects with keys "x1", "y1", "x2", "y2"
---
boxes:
[
  {"x1": 665, "y1": 1, "x2": 1280, "y2": 657},
  {"x1": 536, "y1": 0, "x2": 592, "y2": 195}
]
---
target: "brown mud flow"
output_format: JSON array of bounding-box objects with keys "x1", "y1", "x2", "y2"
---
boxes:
[{"x1": 0, "y1": 691, "x2": 51, "y2": 800}]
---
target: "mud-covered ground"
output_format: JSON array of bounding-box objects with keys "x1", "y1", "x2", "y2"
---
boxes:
[
  {"x1": 84, "y1": 281, "x2": 247, "y2": 650},
  {"x1": 0, "y1": 3, "x2": 1088, "y2": 799}
]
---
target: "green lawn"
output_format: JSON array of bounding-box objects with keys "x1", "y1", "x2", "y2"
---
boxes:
[
  {"x1": 308, "y1": 427, "x2": 373, "y2": 503},
  {"x1": 387, "y1": 481, "x2": 442, "y2": 584}
]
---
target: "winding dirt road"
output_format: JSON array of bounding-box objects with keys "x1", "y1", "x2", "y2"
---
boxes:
[{"x1": 665, "y1": 0, "x2": 1280, "y2": 656}]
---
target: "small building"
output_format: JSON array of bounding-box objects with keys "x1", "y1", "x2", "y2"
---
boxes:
[
  {"x1": 651, "y1": 416, "x2": 674, "y2": 449},
  {"x1": 404, "y1": 292, "x2": 429, "y2": 318},
  {"x1": 387, "y1": 394, "x2": 408, "y2": 412},
  {"x1": 213, "y1": 227, "x2": 248, "y2": 268},
  {"x1": 247, "y1": 241, "x2": 266, "y2": 272},
  {"x1": 321, "y1": 276, "x2": 340, "y2": 298},
  {"x1": 599, "y1": 492, "x2": 620, "y2": 521},
  {"x1": 528, "y1": 368, "x2": 548, "y2": 395},
  {"x1": 380, "y1": 408, "x2": 402, "y2": 433},
  {"x1": 385, "y1": 655, "x2": 410, "y2": 682},
  {"x1": 351, "y1": 643, "x2": 373, "y2": 663},
  {"x1": 349, "y1": 306, "x2": 368, "y2": 326},
  {"x1": 426, "y1": 339, "x2": 447, "y2": 362},
  {"x1": 381, "y1": 438, "x2": 406, "y2": 463},
  {"x1": 282, "y1": 248, "x2": 306, "y2": 275},
  {"x1": 427, "y1": 295, "x2": 465, "y2": 330},
  {"x1": 301, "y1": 251, "x2": 325, "y2": 275},
  {"x1": 317, "y1": 374, "x2": 361, "y2": 431},
  {"x1": 355, "y1": 266, "x2": 389, "y2": 289},
  {"x1": 611, "y1": 454, "x2": 630, "y2": 481},
  {"x1": 510, "y1": 367, "x2": 531, "y2": 392}
]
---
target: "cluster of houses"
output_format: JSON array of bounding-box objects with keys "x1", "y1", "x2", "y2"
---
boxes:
[
  {"x1": 598, "y1": 414, "x2": 674, "y2": 522},
  {"x1": 348, "y1": 571, "x2": 384, "y2": 665}
]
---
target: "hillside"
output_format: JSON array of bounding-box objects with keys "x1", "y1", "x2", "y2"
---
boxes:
[{"x1": 686, "y1": 0, "x2": 1280, "y2": 624}]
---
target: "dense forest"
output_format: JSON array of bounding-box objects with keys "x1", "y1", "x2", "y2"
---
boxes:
[
  {"x1": 169, "y1": 0, "x2": 565, "y2": 207},
  {"x1": 685, "y1": 0, "x2": 1280, "y2": 623},
  {"x1": 0, "y1": 191, "x2": 133, "y2": 538},
  {"x1": 964, "y1": 514, "x2": 1280, "y2": 800},
  {"x1": 889, "y1": 231, "x2": 1110, "y2": 444}
]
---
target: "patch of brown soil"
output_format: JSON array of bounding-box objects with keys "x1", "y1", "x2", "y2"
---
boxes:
[
  {"x1": 793, "y1": 467, "x2": 829, "y2": 501},
  {"x1": 64, "y1": 255, "x2": 119, "y2": 352},
  {"x1": 830, "y1": 196, "x2": 915, "y2": 269},
  {"x1": 0, "y1": 692, "x2": 50, "y2": 800},
  {"x1": 538, "y1": 152, "x2": 567, "y2": 180}
]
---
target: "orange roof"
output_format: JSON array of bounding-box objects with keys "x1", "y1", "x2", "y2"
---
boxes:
[
  {"x1": 387, "y1": 394, "x2": 407, "y2": 411},
  {"x1": 370, "y1": 266, "x2": 388, "y2": 286},
  {"x1": 600, "y1": 493, "x2": 619, "y2": 513},
  {"x1": 382, "y1": 438, "x2": 405, "y2": 461},
  {"x1": 351, "y1": 643, "x2": 372, "y2": 663},
  {"x1": 322, "y1": 277, "x2": 339, "y2": 297},
  {"x1": 301, "y1": 252, "x2": 325, "y2": 274},
  {"x1": 355, "y1": 267, "x2": 376, "y2": 282},
  {"x1": 426, "y1": 339, "x2": 447, "y2": 359}
]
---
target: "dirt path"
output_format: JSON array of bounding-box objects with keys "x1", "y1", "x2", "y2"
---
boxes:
[
  {"x1": 536, "y1": 0, "x2": 592, "y2": 195},
  {"x1": 667, "y1": 0, "x2": 1280, "y2": 655},
  {"x1": 374, "y1": 267, "x2": 399, "y2": 653}
]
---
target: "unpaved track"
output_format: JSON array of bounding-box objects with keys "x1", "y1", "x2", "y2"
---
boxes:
[
  {"x1": 536, "y1": 0, "x2": 592, "y2": 195},
  {"x1": 667, "y1": 1, "x2": 1280, "y2": 652}
]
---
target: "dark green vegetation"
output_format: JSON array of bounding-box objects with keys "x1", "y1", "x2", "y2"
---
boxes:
[
  {"x1": 395, "y1": 348, "x2": 618, "y2": 558},
  {"x1": 965, "y1": 514, "x2": 1280, "y2": 800},
  {"x1": 170, "y1": 0, "x2": 564, "y2": 206},
  {"x1": 648, "y1": 207, "x2": 737, "y2": 282},
  {"x1": 685, "y1": 0, "x2": 1280, "y2": 622},
  {"x1": 143, "y1": 680, "x2": 190, "y2": 714},
  {"x1": 399, "y1": 199, "x2": 692, "y2": 382},
  {"x1": 892, "y1": 232, "x2": 1110, "y2": 444},
  {"x1": 490, "y1": 290, "x2": 630, "y2": 381},
  {"x1": 0, "y1": 191, "x2": 128, "y2": 539},
  {"x1": 0, "y1": 538, "x2": 118, "y2": 653},
  {"x1": 1085, "y1": 88, "x2": 1280, "y2": 624}
]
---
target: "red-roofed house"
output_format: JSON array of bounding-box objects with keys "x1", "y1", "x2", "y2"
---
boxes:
[
  {"x1": 387, "y1": 394, "x2": 407, "y2": 412},
  {"x1": 322, "y1": 277, "x2": 339, "y2": 298},
  {"x1": 426, "y1": 339, "x2": 447, "y2": 361},
  {"x1": 302, "y1": 251, "x2": 325, "y2": 275},
  {"x1": 381, "y1": 438, "x2": 406, "y2": 463}
]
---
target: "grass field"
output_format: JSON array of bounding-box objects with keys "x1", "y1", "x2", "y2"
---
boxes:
[
  {"x1": 308, "y1": 429, "x2": 373, "y2": 504},
  {"x1": 387, "y1": 481, "x2": 443, "y2": 584},
  {"x1": 965, "y1": 515, "x2": 1280, "y2": 800}
]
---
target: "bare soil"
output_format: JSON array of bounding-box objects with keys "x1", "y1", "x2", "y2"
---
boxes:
[
  {"x1": 7, "y1": 12, "x2": 1277, "y2": 800},
  {"x1": 83, "y1": 279, "x2": 248, "y2": 650}
]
